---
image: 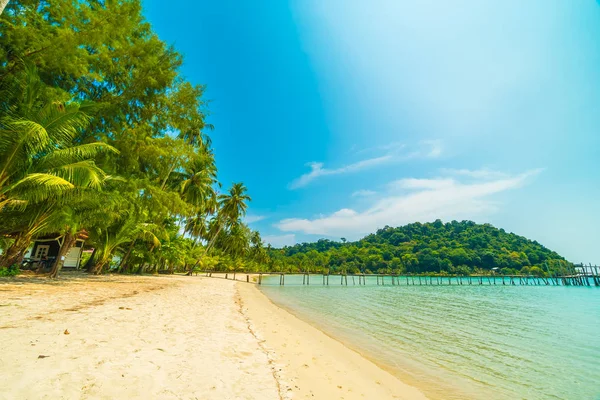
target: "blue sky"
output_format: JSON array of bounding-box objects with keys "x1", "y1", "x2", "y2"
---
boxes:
[{"x1": 143, "y1": 0, "x2": 600, "y2": 262}]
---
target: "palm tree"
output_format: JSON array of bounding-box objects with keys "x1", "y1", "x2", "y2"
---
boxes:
[
  {"x1": 187, "y1": 183, "x2": 250, "y2": 274},
  {"x1": 179, "y1": 158, "x2": 217, "y2": 210},
  {"x1": 219, "y1": 183, "x2": 251, "y2": 226},
  {"x1": 87, "y1": 213, "x2": 161, "y2": 275},
  {"x1": 0, "y1": 65, "x2": 116, "y2": 267},
  {"x1": 0, "y1": 65, "x2": 116, "y2": 211}
]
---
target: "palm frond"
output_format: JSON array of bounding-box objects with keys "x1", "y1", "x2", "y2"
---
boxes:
[
  {"x1": 0, "y1": 117, "x2": 51, "y2": 159},
  {"x1": 50, "y1": 160, "x2": 107, "y2": 189},
  {"x1": 35, "y1": 142, "x2": 119, "y2": 171},
  {"x1": 5, "y1": 173, "x2": 74, "y2": 204},
  {"x1": 35, "y1": 101, "x2": 91, "y2": 145}
]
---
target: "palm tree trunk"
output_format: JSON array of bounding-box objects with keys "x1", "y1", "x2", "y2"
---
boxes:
[
  {"x1": 0, "y1": 0, "x2": 9, "y2": 16},
  {"x1": 117, "y1": 240, "x2": 136, "y2": 273},
  {"x1": 49, "y1": 232, "x2": 76, "y2": 278},
  {"x1": 187, "y1": 225, "x2": 221, "y2": 275},
  {"x1": 83, "y1": 248, "x2": 97, "y2": 271},
  {"x1": 0, "y1": 232, "x2": 32, "y2": 268},
  {"x1": 90, "y1": 259, "x2": 107, "y2": 275},
  {"x1": 160, "y1": 159, "x2": 179, "y2": 190}
]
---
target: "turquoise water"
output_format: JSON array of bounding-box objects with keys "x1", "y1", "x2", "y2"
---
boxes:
[{"x1": 259, "y1": 275, "x2": 600, "y2": 400}]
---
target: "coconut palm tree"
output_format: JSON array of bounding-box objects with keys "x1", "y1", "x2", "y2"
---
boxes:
[
  {"x1": 219, "y1": 183, "x2": 251, "y2": 227},
  {"x1": 0, "y1": 65, "x2": 116, "y2": 211},
  {"x1": 186, "y1": 183, "x2": 250, "y2": 274},
  {"x1": 0, "y1": 65, "x2": 116, "y2": 267},
  {"x1": 87, "y1": 212, "x2": 162, "y2": 275}
]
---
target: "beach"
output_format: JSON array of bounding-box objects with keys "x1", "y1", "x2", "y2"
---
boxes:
[{"x1": 0, "y1": 274, "x2": 427, "y2": 400}]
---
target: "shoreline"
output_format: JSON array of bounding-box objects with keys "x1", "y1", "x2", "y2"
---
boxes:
[
  {"x1": 0, "y1": 274, "x2": 427, "y2": 399},
  {"x1": 237, "y1": 280, "x2": 428, "y2": 400}
]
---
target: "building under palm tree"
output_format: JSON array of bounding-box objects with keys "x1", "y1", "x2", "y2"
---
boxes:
[{"x1": 26, "y1": 232, "x2": 88, "y2": 269}]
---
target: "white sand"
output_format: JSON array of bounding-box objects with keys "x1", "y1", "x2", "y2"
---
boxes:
[
  {"x1": 237, "y1": 280, "x2": 428, "y2": 400},
  {"x1": 0, "y1": 274, "x2": 427, "y2": 399}
]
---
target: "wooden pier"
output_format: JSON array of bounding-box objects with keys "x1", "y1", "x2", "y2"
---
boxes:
[{"x1": 201, "y1": 264, "x2": 600, "y2": 288}]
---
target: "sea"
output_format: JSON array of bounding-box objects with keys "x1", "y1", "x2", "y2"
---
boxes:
[{"x1": 258, "y1": 275, "x2": 600, "y2": 400}]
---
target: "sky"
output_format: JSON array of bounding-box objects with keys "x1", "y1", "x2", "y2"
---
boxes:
[{"x1": 143, "y1": 0, "x2": 600, "y2": 263}]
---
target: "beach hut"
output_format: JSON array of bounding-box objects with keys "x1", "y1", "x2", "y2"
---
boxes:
[{"x1": 28, "y1": 232, "x2": 88, "y2": 269}]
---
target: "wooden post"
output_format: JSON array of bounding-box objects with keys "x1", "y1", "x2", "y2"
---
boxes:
[
  {"x1": 246, "y1": 274, "x2": 249, "y2": 283},
  {"x1": 258, "y1": 274, "x2": 262, "y2": 285}
]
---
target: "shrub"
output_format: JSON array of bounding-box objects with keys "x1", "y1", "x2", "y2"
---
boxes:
[{"x1": 0, "y1": 265, "x2": 20, "y2": 277}]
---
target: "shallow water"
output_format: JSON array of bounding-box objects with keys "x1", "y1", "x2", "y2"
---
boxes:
[{"x1": 259, "y1": 275, "x2": 600, "y2": 400}]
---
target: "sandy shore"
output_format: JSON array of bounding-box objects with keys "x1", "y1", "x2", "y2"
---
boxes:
[{"x1": 0, "y1": 274, "x2": 427, "y2": 399}]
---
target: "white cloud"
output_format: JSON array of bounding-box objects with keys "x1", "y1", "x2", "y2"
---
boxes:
[
  {"x1": 262, "y1": 234, "x2": 296, "y2": 248},
  {"x1": 244, "y1": 215, "x2": 266, "y2": 224},
  {"x1": 289, "y1": 155, "x2": 392, "y2": 189},
  {"x1": 351, "y1": 189, "x2": 377, "y2": 197},
  {"x1": 290, "y1": 140, "x2": 444, "y2": 189},
  {"x1": 441, "y1": 168, "x2": 509, "y2": 180},
  {"x1": 389, "y1": 178, "x2": 454, "y2": 190},
  {"x1": 277, "y1": 168, "x2": 543, "y2": 237}
]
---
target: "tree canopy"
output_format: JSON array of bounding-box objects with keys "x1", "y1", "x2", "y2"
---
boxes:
[
  {"x1": 267, "y1": 220, "x2": 570, "y2": 276},
  {"x1": 0, "y1": 0, "x2": 264, "y2": 277}
]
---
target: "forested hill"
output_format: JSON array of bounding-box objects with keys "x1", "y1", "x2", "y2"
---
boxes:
[{"x1": 268, "y1": 220, "x2": 569, "y2": 276}]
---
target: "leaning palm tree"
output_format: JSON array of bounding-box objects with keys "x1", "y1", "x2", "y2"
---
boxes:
[
  {"x1": 219, "y1": 183, "x2": 251, "y2": 225},
  {"x1": 187, "y1": 183, "x2": 251, "y2": 274},
  {"x1": 179, "y1": 155, "x2": 218, "y2": 211},
  {"x1": 87, "y1": 213, "x2": 161, "y2": 275},
  {"x1": 0, "y1": 65, "x2": 116, "y2": 267},
  {"x1": 0, "y1": 64, "x2": 116, "y2": 211}
]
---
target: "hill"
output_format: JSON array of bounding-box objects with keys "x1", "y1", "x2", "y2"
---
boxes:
[{"x1": 268, "y1": 220, "x2": 569, "y2": 276}]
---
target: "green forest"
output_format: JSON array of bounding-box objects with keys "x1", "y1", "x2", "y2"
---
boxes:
[
  {"x1": 0, "y1": 0, "x2": 267, "y2": 277},
  {"x1": 267, "y1": 221, "x2": 571, "y2": 277}
]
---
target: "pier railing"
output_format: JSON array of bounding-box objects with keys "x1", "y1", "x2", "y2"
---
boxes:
[{"x1": 199, "y1": 264, "x2": 600, "y2": 287}]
